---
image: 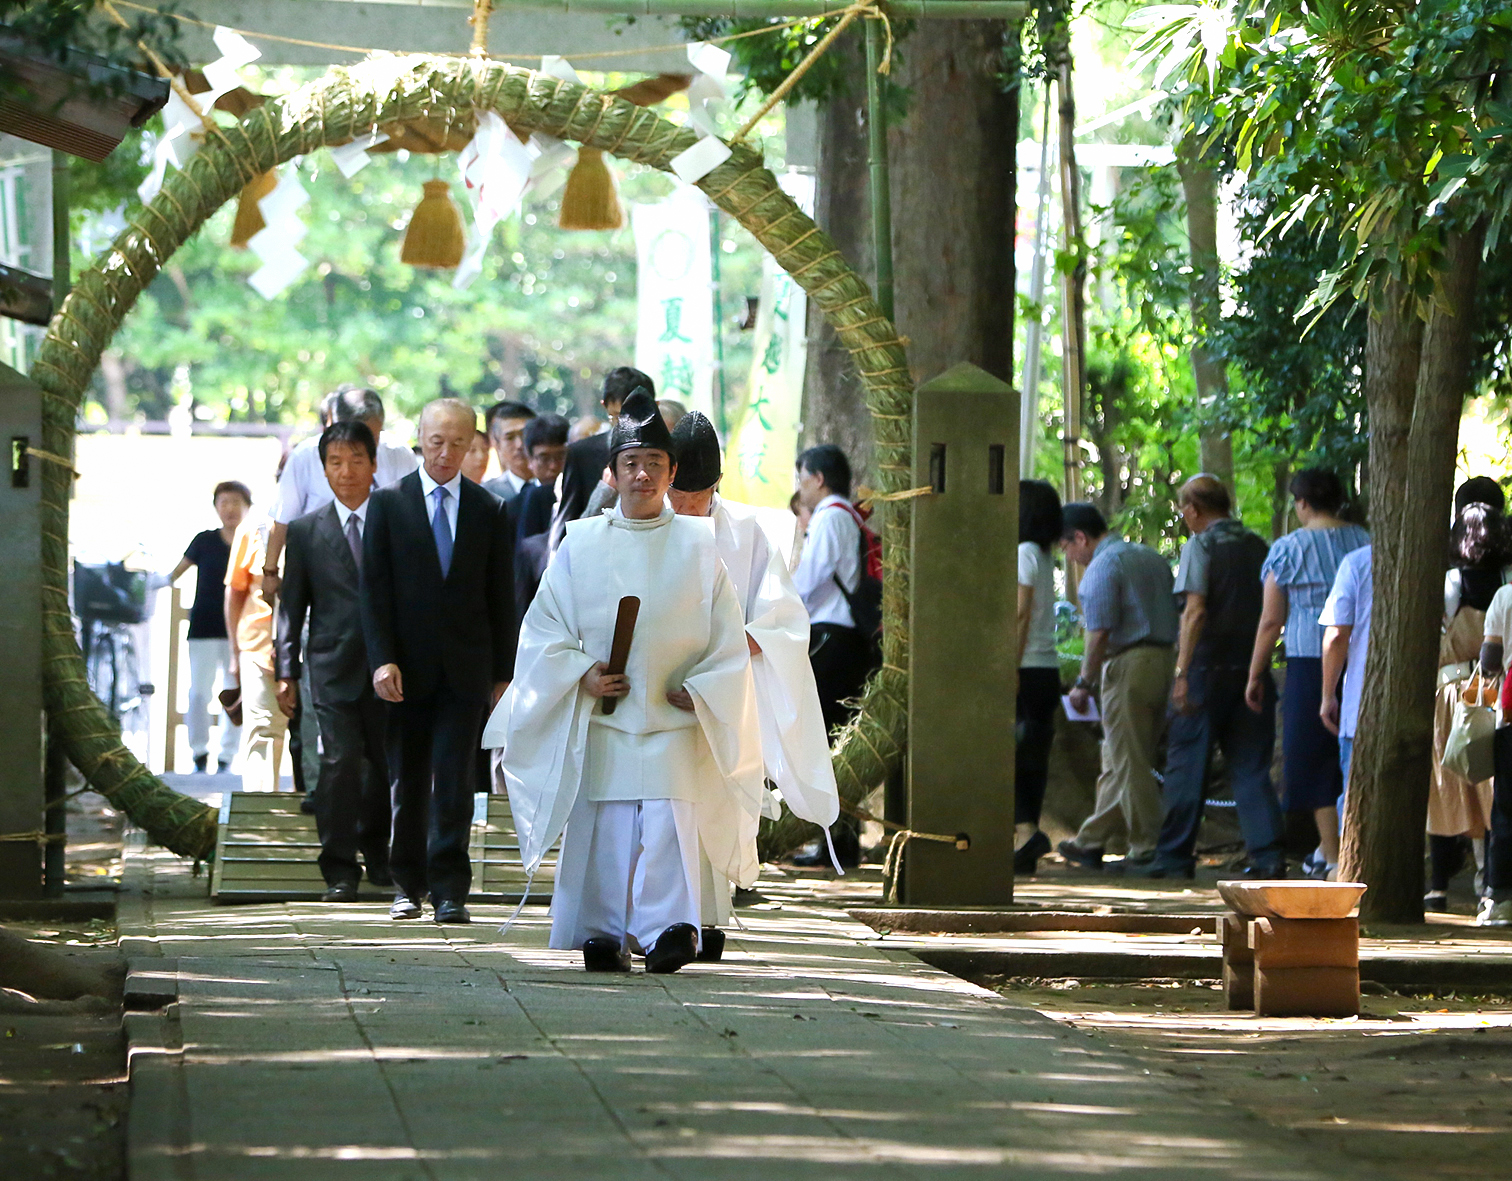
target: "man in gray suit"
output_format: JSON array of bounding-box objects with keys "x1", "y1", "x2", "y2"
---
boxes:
[{"x1": 276, "y1": 421, "x2": 392, "y2": 901}]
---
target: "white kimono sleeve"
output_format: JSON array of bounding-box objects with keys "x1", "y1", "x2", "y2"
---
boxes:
[
  {"x1": 685, "y1": 563, "x2": 768, "y2": 888},
  {"x1": 744, "y1": 533, "x2": 841, "y2": 828},
  {"x1": 481, "y1": 541, "x2": 596, "y2": 875}
]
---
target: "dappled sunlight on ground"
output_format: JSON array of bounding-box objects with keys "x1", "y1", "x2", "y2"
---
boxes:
[
  {"x1": 119, "y1": 839, "x2": 1510, "y2": 1179},
  {"x1": 989, "y1": 978, "x2": 1512, "y2": 1181}
]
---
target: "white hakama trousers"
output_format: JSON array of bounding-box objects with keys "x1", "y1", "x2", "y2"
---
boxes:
[
  {"x1": 549, "y1": 794, "x2": 703, "y2": 953},
  {"x1": 699, "y1": 846, "x2": 733, "y2": 927}
]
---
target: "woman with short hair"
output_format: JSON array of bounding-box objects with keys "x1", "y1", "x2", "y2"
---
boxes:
[
  {"x1": 1013, "y1": 479, "x2": 1065, "y2": 875},
  {"x1": 1246, "y1": 467, "x2": 1368, "y2": 878}
]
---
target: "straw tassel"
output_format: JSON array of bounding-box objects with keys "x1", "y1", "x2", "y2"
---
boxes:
[
  {"x1": 401, "y1": 179, "x2": 466, "y2": 268},
  {"x1": 229, "y1": 169, "x2": 278, "y2": 248},
  {"x1": 558, "y1": 147, "x2": 624, "y2": 231}
]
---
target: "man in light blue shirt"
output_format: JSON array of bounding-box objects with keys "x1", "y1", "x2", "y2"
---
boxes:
[{"x1": 1058, "y1": 503, "x2": 1178, "y2": 871}]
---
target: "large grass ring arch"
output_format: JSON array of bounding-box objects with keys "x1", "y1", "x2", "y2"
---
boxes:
[{"x1": 31, "y1": 57, "x2": 913, "y2": 860}]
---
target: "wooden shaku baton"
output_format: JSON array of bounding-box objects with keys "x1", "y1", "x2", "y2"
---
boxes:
[{"x1": 600, "y1": 595, "x2": 640, "y2": 716}]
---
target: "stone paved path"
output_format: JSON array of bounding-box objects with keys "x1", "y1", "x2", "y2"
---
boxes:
[{"x1": 121, "y1": 843, "x2": 1369, "y2": 1181}]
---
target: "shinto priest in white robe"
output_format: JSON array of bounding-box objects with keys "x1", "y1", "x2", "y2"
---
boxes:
[
  {"x1": 667, "y1": 411, "x2": 841, "y2": 925},
  {"x1": 481, "y1": 501, "x2": 765, "y2": 952}
]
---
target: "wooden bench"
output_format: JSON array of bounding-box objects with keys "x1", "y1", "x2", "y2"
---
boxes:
[{"x1": 1216, "y1": 881, "x2": 1366, "y2": 1018}]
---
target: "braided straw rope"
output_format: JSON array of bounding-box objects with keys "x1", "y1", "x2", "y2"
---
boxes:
[{"x1": 32, "y1": 56, "x2": 913, "y2": 862}]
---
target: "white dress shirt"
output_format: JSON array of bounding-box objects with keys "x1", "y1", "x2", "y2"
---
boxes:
[
  {"x1": 792, "y1": 494, "x2": 860, "y2": 629},
  {"x1": 497, "y1": 470, "x2": 528, "y2": 498},
  {"x1": 418, "y1": 466, "x2": 461, "y2": 541},
  {"x1": 332, "y1": 496, "x2": 369, "y2": 535},
  {"x1": 271, "y1": 432, "x2": 419, "y2": 524}
]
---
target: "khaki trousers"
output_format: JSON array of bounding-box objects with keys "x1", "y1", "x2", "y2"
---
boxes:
[
  {"x1": 239, "y1": 663, "x2": 289, "y2": 793},
  {"x1": 1073, "y1": 644, "x2": 1175, "y2": 858}
]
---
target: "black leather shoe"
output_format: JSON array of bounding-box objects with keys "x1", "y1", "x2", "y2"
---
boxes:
[
  {"x1": 300, "y1": 791, "x2": 317, "y2": 815},
  {"x1": 389, "y1": 895, "x2": 423, "y2": 920},
  {"x1": 646, "y1": 923, "x2": 698, "y2": 974},
  {"x1": 193, "y1": 754, "x2": 208, "y2": 774},
  {"x1": 1057, "y1": 839, "x2": 1105, "y2": 871},
  {"x1": 696, "y1": 928, "x2": 726, "y2": 962},
  {"x1": 583, "y1": 938, "x2": 631, "y2": 972},
  {"x1": 1013, "y1": 830, "x2": 1051, "y2": 876},
  {"x1": 433, "y1": 899, "x2": 471, "y2": 924},
  {"x1": 1123, "y1": 857, "x2": 1195, "y2": 880},
  {"x1": 322, "y1": 880, "x2": 359, "y2": 903},
  {"x1": 216, "y1": 760, "x2": 232, "y2": 775},
  {"x1": 1237, "y1": 863, "x2": 1286, "y2": 880}
]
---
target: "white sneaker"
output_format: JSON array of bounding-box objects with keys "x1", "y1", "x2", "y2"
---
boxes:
[{"x1": 1475, "y1": 898, "x2": 1512, "y2": 927}]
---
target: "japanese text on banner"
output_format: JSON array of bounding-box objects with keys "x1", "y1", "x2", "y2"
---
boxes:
[
  {"x1": 632, "y1": 194, "x2": 714, "y2": 420},
  {"x1": 722, "y1": 172, "x2": 814, "y2": 508}
]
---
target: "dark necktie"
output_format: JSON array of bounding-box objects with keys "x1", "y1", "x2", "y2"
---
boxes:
[
  {"x1": 431, "y1": 486, "x2": 453, "y2": 578},
  {"x1": 345, "y1": 512, "x2": 363, "y2": 572}
]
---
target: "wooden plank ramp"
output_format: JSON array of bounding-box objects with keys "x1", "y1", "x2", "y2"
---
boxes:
[{"x1": 210, "y1": 792, "x2": 555, "y2": 902}]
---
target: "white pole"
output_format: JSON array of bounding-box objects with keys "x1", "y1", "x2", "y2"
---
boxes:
[{"x1": 1019, "y1": 82, "x2": 1055, "y2": 478}]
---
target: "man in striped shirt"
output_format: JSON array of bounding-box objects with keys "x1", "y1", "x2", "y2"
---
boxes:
[{"x1": 1057, "y1": 503, "x2": 1179, "y2": 872}]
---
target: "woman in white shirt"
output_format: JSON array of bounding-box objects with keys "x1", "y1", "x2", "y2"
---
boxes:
[{"x1": 1015, "y1": 480, "x2": 1064, "y2": 874}]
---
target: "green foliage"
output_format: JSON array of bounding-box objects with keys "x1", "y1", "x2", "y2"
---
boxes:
[
  {"x1": 675, "y1": 15, "x2": 913, "y2": 122},
  {"x1": 1, "y1": 0, "x2": 186, "y2": 99},
  {"x1": 1214, "y1": 200, "x2": 1369, "y2": 484},
  {"x1": 1131, "y1": 0, "x2": 1512, "y2": 313},
  {"x1": 1077, "y1": 166, "x2": 1195, "y2": 553}
]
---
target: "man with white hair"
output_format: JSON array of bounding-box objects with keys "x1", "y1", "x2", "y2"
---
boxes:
[{"x1": 362, "y1": 398, "x2": 516, "y2": 925}]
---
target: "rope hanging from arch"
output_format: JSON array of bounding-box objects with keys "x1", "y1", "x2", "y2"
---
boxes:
[{"x1": 30, "y1": 55, "x2": 913, "y2": 861}]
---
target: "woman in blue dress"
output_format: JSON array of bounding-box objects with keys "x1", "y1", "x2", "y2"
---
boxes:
[{"x1": 1245, "y1": 468, "x2": 1369, "y2": 877}]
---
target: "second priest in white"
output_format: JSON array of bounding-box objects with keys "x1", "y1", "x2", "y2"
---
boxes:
[{"x1": 667, "y1": 412, "x2": 842, "y2": 954}]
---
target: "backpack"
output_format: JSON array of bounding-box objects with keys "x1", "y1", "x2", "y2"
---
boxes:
[{"x1": 824, "y1": 501, "x2": 883, "y2": 640}]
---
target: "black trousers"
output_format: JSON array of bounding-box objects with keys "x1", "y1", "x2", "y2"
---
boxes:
[
  {"x1": 386, "y1": 684, "x2": 487, "y2": 905},
  {"x1": 312, "y1": 689, "x2": 391, "y2": 887},
  {"x1": 288, "y1": 697, "x2": 307, "y2": 793},
  {"x1": 1015, "y1": 667, "x2": 1061, "y2": 827},
  {"x1": 809, "y1": 623, "x2": 876, "y2": 738}
]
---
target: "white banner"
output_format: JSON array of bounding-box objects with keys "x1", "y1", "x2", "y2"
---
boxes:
[
  {"x1": 722, "y1": 171, "x2": 815, "y2": 509},
  {"x1": 633, "y1": 190, "x2": 714, "y2": 418}
]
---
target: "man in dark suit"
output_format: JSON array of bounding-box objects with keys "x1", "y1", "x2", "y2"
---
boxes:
[
  {"x1": 362, "y1": 399, "x2": 516, "y2": 924},
  {"x1": 275, "y1": 421, "x2": 392, "y2": 902},
  {"x1": 481, "y1": 399, "x2": 536, "y2": 502},
  {"x1": 549, "y1": 367, "x2": 651, "y2": 547},
  {"x1": 513, "y1": 413, "x2": 569, "y2": 539}
]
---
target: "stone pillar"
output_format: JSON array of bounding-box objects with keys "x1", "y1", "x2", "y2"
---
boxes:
[
  {"x1": 905, "y1": 362, "x2": 1018, "y2": 905},
  {"x1": 0, "y1": 361, "x2": 45, "y2": 897}
]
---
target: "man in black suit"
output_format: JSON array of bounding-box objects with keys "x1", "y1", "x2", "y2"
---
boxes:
[
  {"x1": 275, "y1": 421, "x2": 392, "y2": 902},
  {"x1": 513, "y1": 413, "x2": 569, "y2": 540},
  {"x1": 362, "y1": 399, "x2": 516, "y2": 924},
  {"x1": 549, "y1": 367, "x2": 651, "y2": 547},
  {"x1": 481, "y1": 399, "x2": 536, "y2": 502}
]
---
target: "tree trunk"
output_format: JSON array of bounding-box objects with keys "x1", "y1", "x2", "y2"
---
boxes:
[
  {"x1": 801, "y1": 32, "x2": 875, "y2": 484},
  {"x1": 1341, "y1": 229, "x2": 1482, "y2": 922},
  {"x1": 1271, "y1": 460, "x2": 1290, "y2": 541},
  {"x1": 888, "y1": 20, "x2": 1019, "y2": 386},
  {"x1": 1177, "y1": 145, "x2": 1234, "y2": 488},
  {"x1": 98, "y1": 349, "x2": 129, "y2": 429}
]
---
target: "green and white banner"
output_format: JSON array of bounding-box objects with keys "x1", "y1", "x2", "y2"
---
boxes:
[
  {"x1": 723, "y1": 171, "x2": 814, "y2": 509},
  {"x1": 633, "y1": 189, "x2": 715, "y2": 420}
]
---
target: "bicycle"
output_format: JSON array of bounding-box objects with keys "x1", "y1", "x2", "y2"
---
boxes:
[{"x1": 74, "y1": 561, "x2": 154, "y2": 753}]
